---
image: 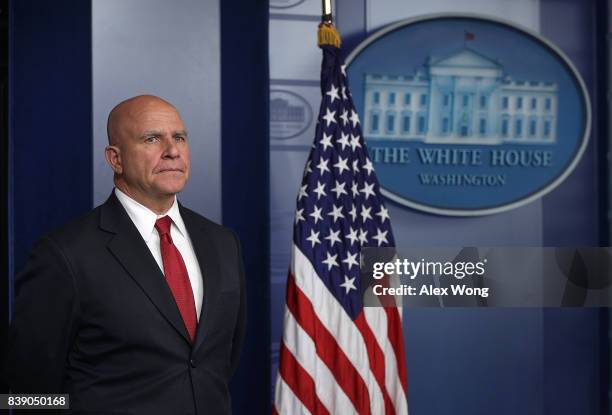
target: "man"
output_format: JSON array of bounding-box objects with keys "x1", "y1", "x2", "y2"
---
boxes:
[{"x1": 7, "y1": 95, "x2": 246, "y2": 415}]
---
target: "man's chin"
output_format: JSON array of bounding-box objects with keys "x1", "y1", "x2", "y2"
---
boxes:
[{"x1": 154, "y1": 181, "x2": 187, "y2": 196}]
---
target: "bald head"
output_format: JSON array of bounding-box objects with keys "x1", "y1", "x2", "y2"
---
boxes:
[{"x1": 107, "y1": 95, "x2": 179, "y2": 146}]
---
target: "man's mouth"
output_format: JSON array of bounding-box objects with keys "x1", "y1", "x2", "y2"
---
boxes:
[{"x1": 157, "y1": 168, "x2": 184, "y2": 173}]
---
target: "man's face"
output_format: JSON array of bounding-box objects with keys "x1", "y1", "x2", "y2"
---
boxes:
[{"x1": 113, "y1": 101, "x2": 191, "y2": 200}]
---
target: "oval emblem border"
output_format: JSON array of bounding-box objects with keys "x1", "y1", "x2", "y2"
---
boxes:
[
  {"x1": 345, "y1": 13, "x2": 592, "y2": 216},
  {"x1": 270, "y1": 0, "x2": 307, "y2": 10}
]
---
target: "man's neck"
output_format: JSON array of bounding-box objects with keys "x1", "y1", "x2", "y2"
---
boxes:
[{"x1": 115, "y1": 184, "x2": 174, "y2": 215}]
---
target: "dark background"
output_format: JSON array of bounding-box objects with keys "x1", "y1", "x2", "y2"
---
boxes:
[{"x1": 1, "y1": 0, "x2": 9, "y2": 394}]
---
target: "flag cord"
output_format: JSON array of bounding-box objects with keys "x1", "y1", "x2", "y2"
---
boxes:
[{"x1": 318, "y1": 23, "x2": 341, "y2": 48}]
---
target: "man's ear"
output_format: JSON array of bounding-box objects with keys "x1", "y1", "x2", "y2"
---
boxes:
[{"x1": 105, "y1": 146, "x2": 123, "y2": 174}]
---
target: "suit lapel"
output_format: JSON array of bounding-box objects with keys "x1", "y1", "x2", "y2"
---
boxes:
[
  {"x1": 100, "y1": 193, "x2": 192, "y2": 345},
  {"x1": 179, "y1": 204, "x2": 222, "y2": 353}
]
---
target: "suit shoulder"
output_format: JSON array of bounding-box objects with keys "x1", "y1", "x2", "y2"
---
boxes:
[
  {"x1": 179, "y1": 206, "x2": 240, "y2": 242},
  {"x1": 43, "y1": 205, "x2": 103, "y2": 245}
]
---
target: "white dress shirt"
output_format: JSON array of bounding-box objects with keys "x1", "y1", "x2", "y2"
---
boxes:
[{"x1": 114, "y1": 187, "x2": 203, "y2": 321}]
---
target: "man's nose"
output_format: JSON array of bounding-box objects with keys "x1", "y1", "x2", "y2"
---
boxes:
[{"x1": 162, "y1": 137, "x2": 180, "y2": 158}]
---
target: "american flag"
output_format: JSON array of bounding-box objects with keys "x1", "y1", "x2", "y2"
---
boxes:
[{"x1": 273, "y1": 27, "x2": 408, "y2": 415}]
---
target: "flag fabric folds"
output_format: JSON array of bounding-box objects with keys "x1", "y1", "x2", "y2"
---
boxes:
[{"x1": 273, "y1": 24, "x2": 408, "y2": 415}]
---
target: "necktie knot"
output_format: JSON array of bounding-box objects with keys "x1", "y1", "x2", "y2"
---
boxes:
[{"x1": 155, "y1": 216, "x2": 173, "y2": 237}]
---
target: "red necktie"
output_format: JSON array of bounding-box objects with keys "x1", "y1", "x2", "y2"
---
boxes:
[{"x1": 155, "y1": 216, "x2": 197, "y2": 342}]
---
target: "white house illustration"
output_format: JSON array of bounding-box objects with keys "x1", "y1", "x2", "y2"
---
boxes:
[{"x1": 363, "y1": 48, "x2": 558, "y2": 145}]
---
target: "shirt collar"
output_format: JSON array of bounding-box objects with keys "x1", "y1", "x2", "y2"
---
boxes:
[{"x1": 114, "y1": 187, "x2": 188, "y2": 243}]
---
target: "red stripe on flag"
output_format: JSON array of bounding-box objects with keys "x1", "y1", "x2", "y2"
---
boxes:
[
  {"x1": 285, "y1": 272, "x2": 372, "y2": 415},
  {"x1": 354, "y1": 312, "x2": 395, "y2": 415},
  {"x1": 375, "y1": 274, "x2": 408, "y2": 393},
  {"x1": 279, "y1": 342, "x2": 331, "y2": 415},
  {"x1": 384, "y1": 307, "x2": 408, "y2": 393}
]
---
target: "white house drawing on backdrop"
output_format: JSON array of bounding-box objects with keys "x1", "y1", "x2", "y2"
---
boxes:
[{"x1": 363, "y1": 48, "x2": 558, "y2": 145}]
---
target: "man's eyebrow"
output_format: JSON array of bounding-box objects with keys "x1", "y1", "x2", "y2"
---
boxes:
[
  {"x1": 139, "y1": 129, "x2": 189, "y2": 138},
  {"x1": 140, "y1": 130, "x2": 162, "y2": 138}
]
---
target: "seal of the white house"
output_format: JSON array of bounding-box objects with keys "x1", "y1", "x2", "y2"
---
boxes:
[
  {"x1": 346, "y1": 14, "x2": 591, "y2": 216},
  {"x1": 270, "y1": 89, "x2": 314, "y2": 140}
]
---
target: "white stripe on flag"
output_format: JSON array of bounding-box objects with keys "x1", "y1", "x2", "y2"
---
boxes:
[
  {"x1": 282, "y1": 306, "x2": 359, "y2": 415},
  {"x1": 275, "y1": 376, "x2": 313, "y2": 415},
  {"x1": 291, "y1": 243, "x2": 386, "y2": 414}
]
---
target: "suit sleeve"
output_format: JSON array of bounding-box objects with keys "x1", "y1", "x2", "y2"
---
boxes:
[
  {"x1": 6, "y1": 236, "x2": 79, "y2": 393},
  {"x1": 229, "y1": 231, "x2": 247, "y2": 376}
]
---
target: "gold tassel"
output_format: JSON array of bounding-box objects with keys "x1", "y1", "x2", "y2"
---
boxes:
[{"x1": 318, "y1": 23, "x2": 341, "y2": 48}]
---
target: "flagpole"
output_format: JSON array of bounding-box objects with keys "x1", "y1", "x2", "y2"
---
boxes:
[
  {"x1": 322, "y1": 0, "x2": 332, "y2": 24},
  {"x1": 318, "y1": 0, "x2": 340, "y2": 48}
]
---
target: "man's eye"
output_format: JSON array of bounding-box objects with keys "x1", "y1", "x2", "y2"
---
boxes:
[
  {"x1": 145, "y1": 136, "x2": 159, "y2": 143},
  {"x1": 175, "y1": 136, "x2": 186, "y2": 142}
]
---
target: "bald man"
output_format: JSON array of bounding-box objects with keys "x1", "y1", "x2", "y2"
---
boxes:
[{"x1": 7, "y1": 95, "x2": 246, "y2": 415}]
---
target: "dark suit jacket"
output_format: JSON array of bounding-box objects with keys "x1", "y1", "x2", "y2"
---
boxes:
[{"x1": 7, "y1": 193, "x2": 246, "y2": 415}]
